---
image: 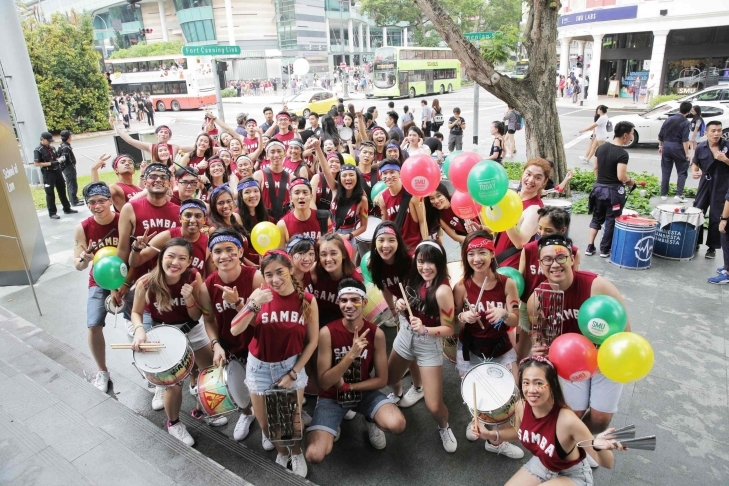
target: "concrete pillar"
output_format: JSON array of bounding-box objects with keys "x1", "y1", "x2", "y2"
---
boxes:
[
  {"x1": 358, "y1": 22, "x2": 363, "y2": 54},
  {"x1": 648, "y1": 30, "x2": 670, "y2": 96},
  {"x1": 366, "y1": 24, "x2": 370, "y2": 51},
  {"x1": 348, "y1": 18, "x2": 354, "y2": 53},
  {"x1": 588, "y1": 34, "x2": 603, "y2": 101},
  {"x1": 575, "y1": 40, "x2": 586, "y2": 76},
  {"x1": 326, "y1": 18, "x2": 331, "y2": 51},
  {"x1": 158, "y1": 0, "x2": 168, "y2": 41},
  {"x1": 224, "y1": 0, "x2": 235, "y2": 45},
  {"x1": 403, "y1": 27, "x2": 407, "y2": 47},
  {"x1": 382, "y1": 27, "x2": 387, "y2": 47},
  {"x1": 559, "y1": 36, "x2": 571, "y2": 78}
]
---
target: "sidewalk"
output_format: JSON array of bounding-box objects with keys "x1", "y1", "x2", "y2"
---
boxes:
[{"x1": 557, "y1": 95, "x2": 650, "y2": 112}]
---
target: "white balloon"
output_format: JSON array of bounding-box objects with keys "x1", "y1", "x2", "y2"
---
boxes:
[{"x1": 293, "y1": 58, "x2": 310, "y2": 76}]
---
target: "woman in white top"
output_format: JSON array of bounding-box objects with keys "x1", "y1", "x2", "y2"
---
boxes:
[{"x1": 578, "y1": 105, "x2": 609, "y2": 164}]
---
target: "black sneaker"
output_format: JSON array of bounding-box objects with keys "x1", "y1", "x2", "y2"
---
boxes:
[
  {"x1": 585, "y1": 244, "x2": 596, "y2": 256},
  {"x1": 49, "y1": 214, "x2": 60, "y2": 220},
  {"x1": 705, "y1": 248, "x2": 716, "y2": 259},
  {"x1": 63, "y1": 209, "x2": 79, "y2": 214},
  {"x1": 600, "y1": 251, "x2": 610, "y2": 258}
]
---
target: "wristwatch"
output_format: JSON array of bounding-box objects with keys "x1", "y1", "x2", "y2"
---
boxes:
[
  {"x1": 721, "y1": 217, "x2": 729, "y2": 222},
  {"x1": 288, "y1": 369, "x2": 298, "y2": 380}
]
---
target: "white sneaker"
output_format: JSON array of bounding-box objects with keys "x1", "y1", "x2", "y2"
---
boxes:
[
  {"x1": 439, "y1": 426, "x2": 458, "y2": 453},
  {"x1": 234, "y1": 413, "x2": 254, "y2": 441},
  {"x1": 366, "y1": 420, "x2": 386, "y2": 450},
  {"x1": 465, "y1": 423, "x2": 478, "y2": 442},
  {"x1": 167, "y1": 421, "x2": 194, "y2": 446},
  {"x1": 484, "y1": 440, "x2": 525, "y2": 459},
  {"x1": 290, "y1": 452, "x2": 308, "y2": 477},
  {"x1": 344, "y1": 409, "x2": 356, "y2": 421},
  {"x1": 152, "y1": 386, "x2": 165, "y2": 411},
  {"x1": 94, "y1": 371, "x2": 110, "y2": 393},
  {"x1": 301, "y1": 410, "x2": 312, "y2": 427},
  {"x1": 204, "y1": 415, "x2": 228, "y2": 427},
  {"x1": 398, "y1": 385, "x2": 424, "y2": 408},
  {"x1": 660, "y1": 196, "x2": 668, "y2": 201},
  {"x1": 578, "y1": 156, "x2": 586, "y2": 161},
  {"x1": 674, "y1": 195, "x2": 687, "y2": 203},
  {"x1": 189, "y1": 383, "x2": 197, "y2": 396},
  {"x1": 387, "y1": 392, "x2": 402, "y2": 405},
  {"x1": 585, "y1": 452, "x2": 599, "y2": 468},
  {"x1": 262, "y1": 433, "x2": 275, "y2": 451},
  {"x1": 275, "y1": 453, "x2": 289, "y2": 468},
  {"x1": 125, "y1": 319, "x2": 135, "y2": 338}
]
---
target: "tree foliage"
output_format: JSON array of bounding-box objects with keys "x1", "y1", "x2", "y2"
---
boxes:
[
  {"x1": 23, "y1": 11, "x2": 111, "y2": 133},
  {"x1": 480, "y1": 25, "x2": 520, "y2": 65},
  {"x1": 110, "y1": 40, "x2": 185, "y2": 60}
]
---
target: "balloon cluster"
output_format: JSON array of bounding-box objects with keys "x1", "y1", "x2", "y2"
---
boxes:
[
  {"x1": 548, "y1": 295, "x2": 654, "y2": 384},
  {"x1": 93, "y1": 247, "x2": 128, "y2": 291}
]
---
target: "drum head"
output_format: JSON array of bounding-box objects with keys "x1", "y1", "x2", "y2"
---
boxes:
[
  {"x1": 461, "y1": 363, "x2": 515, "y2": 412},
  {"x1": 339, "y1": 127, "x2": 353, "y2": 140},
  {"x1": 225, "y1": 360, "x2": 251, "y2": 409},
  {"x1": 542, "y1": 199, "x2": 572, "y2": 209},
  {"x1": 134, "y1": 325, "x2": 187, "y2": 373},
  {"x1": 355, "y1": 217, "x2": 382, "y2": 243}
]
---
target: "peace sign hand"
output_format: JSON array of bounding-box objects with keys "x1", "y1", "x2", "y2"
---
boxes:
[
  {"x1": 214, "y1": 284, "x2": 239, "y2": 305},
  {"x1": 348, "y1": 327, "x2": 370, "y2": 359},
  {"x1": 79, "y1": 239, "x2": 95, "y2": 264},
  {"x1": 132, "y1": 228, "x2": 157, "y2": 251}
]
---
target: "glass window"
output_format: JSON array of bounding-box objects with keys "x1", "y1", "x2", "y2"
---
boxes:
[
  {"x1": 375, "y1": 47, "x2": 396, "y2": 62},
  {"x1": 698, "y1": 105, "x2": 723, "y2": 118},
  {"x1": 173, "y1": 0, "x2": 211, "y2": 10},
  {"x1": 602, "y1": 34, "x2": 618, "y2": 50},
  {"x1": 151, "y1": 83, "x2": 166, "y2": 95},
  {"x1": 624, "y1": 32, "x2": 652, "y2": 49},
  {"x1": 722, "y1": 91, "x2": 729, "y2": 101}
]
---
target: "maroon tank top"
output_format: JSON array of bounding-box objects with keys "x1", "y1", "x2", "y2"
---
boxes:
[
  {"x1": 380, "y1": 261, "x2": 406, "y2": 299},
  {"x1": 459, "y1": 275, "x2": 512, "y2": 358},
  {"x1": 82, "y1": 214, "x2": 120, "y2": 288},
  {"x1": 273, "y1": 130, "x2": 295, "y2": 151},
  {"x1": 381, "y1": 188, "x2": 421, "y2": 250},
  {"x1": 282, "y1": 210, "x2": 322, "y2": 240},
  {"x1": 553, "y1": 270, "x2": 598, "y2": 335},
  {"x1": 522, "y1": 241, "x2": 579, "y2": 302},
  {"x1": 319, "y1": 319, "x2": 377, "y2": 400},
  {"x1": 145, "y1": 268, "x2": 198, "y2": 324},
  {"x1": 115, "y1": 183, "x2": 142, "y2": 211},
  {"x1": 411, "y1": 283, "x2": 449, "y2": 328},
  {"x1": 494, "y1": 194, "x2": 544, "y2": 269},
  {"x1": 129, "y1": 198, "x2": 180, "y2": 278},
  {"x1": 316, "y1": 175, "x2": 333, "y2": 211},
  {"x1": 249, "y1": 289, "x2": 314, "y2": 362},
  {"x1": 205, "y1": 266, "x2": 258, "y2": 357},
  {"x1": 330, "y1": 199, "x2": 359, "y2": 230},
  {"x1": 282, "y1": 157, "x2": 303, "y2": 177},
  {"x1": 519, "y1": 401, "x2": 586, "y2": 472},
  {"x1": 310, "y1": 271, "x2": 364, "y2": 327},
  {"x1": 169, "y1": 227, "x2": 208, "y2": 274}
]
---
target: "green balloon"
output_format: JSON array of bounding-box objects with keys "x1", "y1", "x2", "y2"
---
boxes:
[
  {"x1": 578, "y1": 295, "x2": 627, "y2": 345},
  {"x1": 370, "y1": 181, "x2": 387, "y2": 201},
  {"x1": 360, "y1": 251, "x2": 373, "y2": 283},
  {"x1": 93, "y1": 255, "x2": 128, "y2": 290},
  {"x1": 467, "y1": 160, "x2": 509, "y2": 206},
  {"x1": 497, "y1": 266, "x2": 524, "y2": 299},
  {"x1": 443, "y1": 150, "x2": 462, "y2": 179}
]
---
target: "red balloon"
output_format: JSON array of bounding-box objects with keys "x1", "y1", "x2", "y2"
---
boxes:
[
  {"x1": 343, "y1": 238, "x2": 354, "y2": 259},
  {"x1": 448, "y1": 152, "x2": 482, "y2": 193},
  {"x1": 400, "y1": 154, "x2": 441, "y2": 197},
  {"x1": 548, "y1": 333, "x2": 598, "y2": 382},
  {"x1": 450, "y1": 190, "x2": 481, "y2": 220}
]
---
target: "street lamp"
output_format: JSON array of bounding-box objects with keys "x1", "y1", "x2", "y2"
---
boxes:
[{"x1": 94, "y1": 14, "x2": 110, "y2": 59}]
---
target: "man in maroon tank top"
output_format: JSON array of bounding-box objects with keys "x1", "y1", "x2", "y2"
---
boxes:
[
  {"x1": 118, "y1": 163, "x2": 181, "y2": 338},
  {"x1": 373, "y1": 158, "x2": 428, "y2": 251},
  {"x1": 74, "y1": 182, "x2": 121, "y2": 393},
  {"x1": 91, "y1": 154, "x2": 142, "y2": 212},
  {"x1": 306, "y1": 279, "x2": 405, "y2": 464},
  {"x1": 254, "y1": 141, "x2": 291, "y2": 220},
  {"x1": 526, "y1": 234, "x2": 632, "y2": 436},
  {"x1": 277, "y1": 178, "x2": 332, "y2": 246}
]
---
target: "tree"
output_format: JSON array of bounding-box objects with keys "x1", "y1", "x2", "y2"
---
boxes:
[
  {"x1": 480, "y1": 25, "x2": 520, "y2": 65},
  {"x1": 110, "y1": 41, "x2": 185, "y2": 60},
  {"x1": 23, "y1": 11, "x2": 111, "y2": 133},
  {"x1": 412, "y1": 0, "x2": 567, "y2": 183}
]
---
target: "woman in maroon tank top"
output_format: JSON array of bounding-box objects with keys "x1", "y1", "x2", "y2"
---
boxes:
[
  {"x1": 237, "y1": 178, "x2": 272, "y2": 267},
  {"x1": 180, "y1": 133, "x2": 214, "y2": 174},
  {"x1": 130, "y1": 239, "x2": 219, "y2": 447},
  {"x1": 310, "y1": 151, "x2": 341, "y2": 211},
  {"x1": 286, "y1": 235, "x2": 316, "y2": 290},
  {"x1": 472, "y1": 357, "x2": 621, "y2": 485},
  {"x1": 311, "y1": 233, "x2": 363, "y2": 327},
  {"x1": 425, "y1": 183, "x2": 481, "y2": 244},
  {"x1": 494, "y1": 159, "x2": 551, "y2": 269}
]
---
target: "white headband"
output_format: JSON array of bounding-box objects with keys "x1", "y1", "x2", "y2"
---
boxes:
[
  {"x1": 266, "y1": 140, "x2": 286, "y2": 153},
  {"x1": 337, "y1": 287, "x2": 367, "y2": 299},
  {"x1": 416, "y1": 241, "x2": 443, "y2": 253}
]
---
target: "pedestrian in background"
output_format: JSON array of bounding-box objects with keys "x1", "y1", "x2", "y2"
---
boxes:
[
  {"x1": 143, "y1": 96, "x2": 155, "y2": 126},
  {"x1": 58, "y1": 130, "x2": 83, "y2": 207},
  {"x1": 34, "y1": 132, "x2": 77, "y2": 220},
  {"x1": 421, "y1": 100, "x2": 433, "y2": 137},
  {"x1": 631, "y1": 76, "x2": 642, "y2": 104},
  {"x1": 503, "y1": 106, "x2": 518, "y2": 157},
  {"x1": 658, "y1": 101, "x2": 692, "y2": 202},
  {"x1": 401, "y1": 105, "x2": 414, "y2": 128},
  {"x1": 689, "y1": 105, "x2": 705, "y2": 154},
  {"x1": 432, "y1": 99, "x2": 444, "y2": 133},
  {"x1": 447, "y1": 107, "x2": 465, "y2": 152},
  {"x1": 236, "y1": 113, "x2": 248, "y2": 137}
]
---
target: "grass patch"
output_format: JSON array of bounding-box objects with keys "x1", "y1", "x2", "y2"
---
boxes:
[{"x1": 32, "y1": 171, "x2": 119, "y2": 210}]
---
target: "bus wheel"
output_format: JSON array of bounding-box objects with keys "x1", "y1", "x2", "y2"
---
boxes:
[
  {"x1": 448, "y1": 83, "x2": 453, "y2": 93},
  {"x1": 156, "y1": 101, "x2": 166, "y2": 112},
  {"x1": 439, "y1": 84, "x2": 445, "y2": 95},
  {"x1": 171, "y1": 100, "x2": 181, "y2": 111},
  {"x1": 409, "y1": 88, "x2": 415, "y2": 98}
]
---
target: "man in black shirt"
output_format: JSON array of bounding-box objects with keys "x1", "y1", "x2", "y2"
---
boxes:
[
  {"x1": 586, "y1": 121, "x2": 636, "y2": 257},
  {"x1": 658, "y1": 101, "x2": 692, "y2": 202},
  {"x1": 423, "y1": 133, "x2": 443, "y2": 163},
  {"x1": 447, "y1": 107, "x2": 465, "y2": 152},
  {"x1": 58, "y1": 130, "x2": 84, "y2": 207},
  {"x1": 34, "y1": 132, "x2": 77, "y2": 219}
]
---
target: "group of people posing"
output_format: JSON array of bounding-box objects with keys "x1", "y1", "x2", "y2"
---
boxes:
[{"x1": 72, "y1": 106, "x2": 630, "y2": 483}]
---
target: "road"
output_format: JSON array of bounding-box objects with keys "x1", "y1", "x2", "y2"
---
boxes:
[{"x1": 67, "y1": 86, "x2": 697, "y2": 192}]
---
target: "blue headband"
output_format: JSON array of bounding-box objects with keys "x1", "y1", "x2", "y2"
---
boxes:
[
  {"x1": 84, "y1": 182, "x2": 111, "y2": 201},
  {"x1": 208, "y1": 234, "x2": 243, "y2": 249},
  {"x1": 379, "y1": 163, "x2": 401, "y2": 173},
  {"x1": 237, "y1": 179, "x2": 260, "y2": 192},
  {"x1": 341, "y1": 164, "x2": 357, "y2": 172},
  {"x1": 285, "y1": 234, "x2": 317, "y2": 253},
  {"x1": 386, "y1": 143, "x2": 399, "y2": 150},
  {"x1": 210, "y1": 184, "x2": 233, "y2": 200},
  {"x1": 180, "y1": 200, "x2": 207, "y2": 216}
]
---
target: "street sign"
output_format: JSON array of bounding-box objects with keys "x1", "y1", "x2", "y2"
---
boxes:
[
  {"x1": 181, "y1": 45, "x2": 241, "y2": 56},
  {"x1": 340, "y1": 62, "x2": 347, "y2": 69},
  {"x1": 463, "y1": 32, "x2": 503, "y2": 41}
]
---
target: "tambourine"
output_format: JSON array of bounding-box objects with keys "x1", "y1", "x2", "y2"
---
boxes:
[
  {"x1": 338, "y1": 126, "x2": 353, "y2": 141},
  {"x1": 105, "y1": 294, "x2": 126, "y2": 315}
]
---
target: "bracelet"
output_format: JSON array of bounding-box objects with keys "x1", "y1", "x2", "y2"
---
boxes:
[
  {"x1": 494, "y1": 429, "x2": 500, "y2": 443},
  {"x1": 133, "y1": 324, "x2": 144, "y2": 333},
  {"x1": 123, "y1": 282, "x2": 131, "y2": 288},
  {"x1": 288, "y1": 368, "x2": 298, "y2": 380},
  {"x1": 185, "y1": 300, "x2": 197, "y2": 309},
  {"x1": 210, "y1": 339, "x2": 219, "y2": 349},
  {"x1": 131, "y1": 245, "x2": 142, "y2": 252},
  {"x1": 247, "y1": 300, "x2": 261, "y2": 313},
  {"x1": 424, "y1": 328, "x2": 429, "y2": 337}
]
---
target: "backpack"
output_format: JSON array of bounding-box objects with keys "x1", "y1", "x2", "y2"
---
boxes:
[
  {"x1": 606, "y1": 120, "x2": 613, "y2": 132},
  {"x1": 514, "y1": 111, "x2": 523, "y2": 131},
  {"x1": 434, "y1": 109, "x2": 444, "y2": 124},
  {"x1": 699, "y1": 120, "x2": 706, "y2": 138}
]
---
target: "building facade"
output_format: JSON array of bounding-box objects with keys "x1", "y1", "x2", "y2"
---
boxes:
[{"x1": 558, "y1": 0, "x2": 729, "y2": 100}]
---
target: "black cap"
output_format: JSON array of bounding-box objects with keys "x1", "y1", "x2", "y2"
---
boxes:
[{"x1": 41, "y1": 132, "x2": 53, "y2": 141}]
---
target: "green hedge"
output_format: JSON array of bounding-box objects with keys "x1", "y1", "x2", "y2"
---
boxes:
[
  {"x1": 109, "y1": 41, "x2": 184, "y2": 60},
  {"x1": 221, "y1": 88, "x2": 237, "y2": 98},
  {"x1": 648, "y1": 94, "x2": 682, "y2": 109}
]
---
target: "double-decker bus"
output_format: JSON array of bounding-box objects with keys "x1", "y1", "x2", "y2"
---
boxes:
[
  {"x1": 372, "y1": 46, "x2": 462, "y2": 99},
  {"x1": 514, "y1": 59, "x2": 529, "y2": 79},
  {"x1": 104, "y1": 54, "x2": 215, "y2": 111}
]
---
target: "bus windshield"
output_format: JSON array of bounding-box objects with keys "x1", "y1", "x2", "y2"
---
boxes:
[{"x1": 373, "y1": 47, "x2": 397, "y2": 88}]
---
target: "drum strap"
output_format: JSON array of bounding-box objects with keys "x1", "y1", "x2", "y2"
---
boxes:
[
  {"x1": 394, "y1": 190, "x2": 413, "y2": 229},
  {"x1": 177, "y1": 320, "x2": 199, "y2": 334},
  {"x1": 316, "y1": 209, "x2": 331, "y2": 236},
  {"x1": 264, "y1": 167, "x2": 290, "y2": 220},
  {"x1": 461, "y1": 327, "x2": 508, "y2": 362},
  {"x1": 495, "y1": 245, "x2": 521, "y2": 265}
]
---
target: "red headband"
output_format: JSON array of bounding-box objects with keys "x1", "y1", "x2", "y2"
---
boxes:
[
  {"x1": 467, "y1": 236, "x2": 495, "y2": 252},
  {"x1": 264, "y1": 249, "x2": 292, "y2": 262}
]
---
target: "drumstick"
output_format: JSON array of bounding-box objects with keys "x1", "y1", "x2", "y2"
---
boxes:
[
  {"x1": 110, "y1": 343, "x2": 166, "y2": 349},
  {"x1": 79, "y1": 228, "x2": 117, "y2": 262},
  {"x1": 472, "y1": 382, "x2": 478, "y2": 424},
  {"x1": 398, "y1": 283, "x2": 413, "y2": 319}
]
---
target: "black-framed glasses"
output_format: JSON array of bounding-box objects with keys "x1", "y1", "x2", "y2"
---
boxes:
[{"x1": 539, "y1": 255, "x2": 569, "y2": 266}]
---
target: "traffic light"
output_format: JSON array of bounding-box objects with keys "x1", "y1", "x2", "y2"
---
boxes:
[
  {"x1": 217, "y1": 61, "x2": 228, "y2": 73},
  {"x1": 289, "y1": 63, "x2": 294, "y2": 74},
  {"x1": 576, "y1": 55, "x2": 583, "y2": 68},
  {"x1": 138, "y1": 28, "x2": 153, "y2": 39},
  {"x1": 283, "y1": 65, "x2": 289, "y2": 74}
]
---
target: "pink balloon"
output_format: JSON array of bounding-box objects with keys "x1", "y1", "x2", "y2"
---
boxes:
[
  {"x1": 548, "y1": 333, "x2": 598, "y2": 382},
  {"x1": 448, "y1": 152, "x2": 482, "y2": 193},
  {"x1": 401, "y1": 154, "x2": 441, "y2": 197},
  {"x1": 450, "y1": 191, "x2": 481, "y2": 220},
  {"x1": 343, "y1": 238, "x2": 354, "y2": 259}
]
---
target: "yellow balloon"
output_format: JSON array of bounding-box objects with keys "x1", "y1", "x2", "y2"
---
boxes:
[
  {"x1": 251, "y1": 222, "x2": 281, "y2": 255},
  {"x1": 480, "y1": 190, "x2": 523, "y2": 233},
  {"x1": 597, "y1": 332, "x2": 654, "y2": 384},
  {"x1": 93, "y1": 246, "x2": 117, "y2": 265},
  {"x1": 342, "y1": 154, "x2": 356, "y2": 166}
]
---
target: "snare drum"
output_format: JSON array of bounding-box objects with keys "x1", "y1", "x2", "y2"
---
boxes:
[
  {"x1": 133, "y1": 325, "x2": 195, "y2": 387},
  {"x1": 461, "y1": 362, "x2": 518, "y2": 425},
  {"x1": 196, "y1": 360, "x2": 251, "y2": 417},
  {"x1": 354, "y1": 217, "x2": 382, "y2": 258},
  {"x1": 443, "y1": 336, "x2": 458, "y2": 364}
]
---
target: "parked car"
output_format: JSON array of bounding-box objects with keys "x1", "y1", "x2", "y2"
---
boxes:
[
  {"x1": 282, "y1": 87, "x2": 326, "y2": 104},
  {"x1": 651, "y1": 84, "x2": 729, "y2": 111},
  {"x1": 611, "y1": 101, "x2": 729, "y2": 148},
  {"x1": 286, "y1": 90, "x2": 338, "y2": 117}
]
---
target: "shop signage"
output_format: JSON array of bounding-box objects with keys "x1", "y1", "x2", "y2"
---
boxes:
[
  {"x1": 558, "y1": 5, "x2": 638, "y2": 27},
  {"x1": 182, "y1": 45, "x2": 241, "y2": 56}
]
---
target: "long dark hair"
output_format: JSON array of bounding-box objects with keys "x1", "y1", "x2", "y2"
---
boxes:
[
  {"x1": 422, "y1": 183, "x2": 450, "y2": 235},
  {"x1": 208, "y1": 186, "x2": 248, "y2": 237},
  {"x1": 194, "y1": 132, "x2": 214, "y2": 159},
  {"x1": 334, "y1": 169, "x2": 365, "y2": 229},
  {"x1": 368, "y1": 220, "x2": 412, "y2": 291},
  {"x1": 315, "y1": 233, "x2": 356, "y2": 281},
  {"x1": 319, "y1": 115, "x2": 341, "y2": 147},
  {"x1": 408, "y1": 240, "x2": 448, "y2": 317},
  {"x1": 146, "y1": 238, "x2": 193, "y2": 313},
  {"x1": 205, "y1": 156, "x2": 229, "y2": 185},
  {"x1": 518, "y1": 357, "x2": 568, "y2": 409},
  {"x1": 237, "y1": 177, "x2": 270, "y2": 232}
]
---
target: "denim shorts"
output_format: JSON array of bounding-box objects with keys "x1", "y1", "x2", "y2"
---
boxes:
[
  {"x1": 308, "y1": 391, "x2": 394, "y2": 437},
  {"x1": 245, "y1": 353, "x2": 309, "y2": 395},
  {"x1": 87, "y1": 286, "x2": 110, "y2": 328},
  {"x1": 455, "y1": 342, "x2": 517, "y2": 375},
  {"x1": 392, "y1": 314, "x2": 443, "y2": 367},
  {"x1": 523, "y1": 456, "x2": 593, "y2": 486}
]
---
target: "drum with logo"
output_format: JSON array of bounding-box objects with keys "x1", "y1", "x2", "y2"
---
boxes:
[
  {"x1": 651, "y1": 204, "x2": 704, "y2": 261},
  {"x1": 196, "y1": 360, "x2": 251, "y2": 417},
  {"x1": 460, "y1": 362, "x2": 518, "y2": 425},
  {"x1": 354, "y1": 216, "x2": 382, "y2": 259},
  {"x1": 133, "y1": 325, "x2": 195, "y2": 386},
  {"x1": 363, "y1": 282, "x2": 394, "y2": 327},
  {"x1": 541, "y1": 199, "x2": 573, "y2": 237},
  {"x1": 610, "y1": 214, "x2": 658, "y2": 270}
]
